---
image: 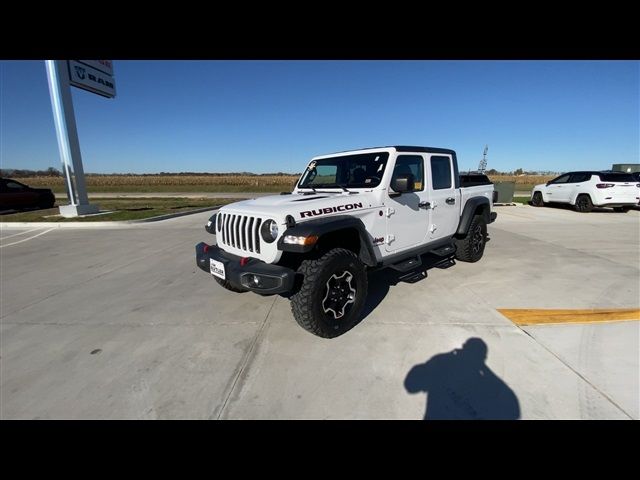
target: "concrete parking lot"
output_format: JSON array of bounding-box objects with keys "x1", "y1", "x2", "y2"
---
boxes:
[{"x1": 1, "y1": 205, "x2": 638, "y2": 419}]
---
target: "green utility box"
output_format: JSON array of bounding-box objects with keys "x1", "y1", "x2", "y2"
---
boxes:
[{"x1": 493, "y1": 181, "x2": 516, "y2": 203}]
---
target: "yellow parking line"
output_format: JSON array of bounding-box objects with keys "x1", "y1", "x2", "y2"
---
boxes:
[{"x1": 497, "y1": 308, "x2": 640, "y2": 326}]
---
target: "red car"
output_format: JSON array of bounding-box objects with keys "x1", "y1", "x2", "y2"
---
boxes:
[{"x1": 0, "y1": 178, "x2": 56, "y2": 211}]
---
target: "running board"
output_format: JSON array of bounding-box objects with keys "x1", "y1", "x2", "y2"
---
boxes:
[
  {"x1": 431, "y1": 243, "x2": 456, "y2": 257},
  {"x1": 398, "y1": 270, "x2": 428, "y2": 283},
  {"x1": 389, "y1": 256, "x2": 422, "y2": 272}
]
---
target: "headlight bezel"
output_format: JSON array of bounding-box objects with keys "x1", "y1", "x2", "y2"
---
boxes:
[{"x1": 260, "y1": 219, "x2": 279, "y2": 243}]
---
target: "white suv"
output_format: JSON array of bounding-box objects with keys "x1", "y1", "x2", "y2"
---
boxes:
[{"x1": 531, "y1": 171, "x2": 640, "y2": 212}]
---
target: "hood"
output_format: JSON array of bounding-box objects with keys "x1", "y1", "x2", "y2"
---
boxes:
[{"x1": 220, "y1": 191, "x2": 375, "y2": 221}]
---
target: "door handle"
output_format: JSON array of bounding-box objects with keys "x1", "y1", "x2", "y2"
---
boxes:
[
  {"x1": 446, "y1": 197, "x2": 455, "y2": 205},
  {"x1": 418, "y1": 201, "x2": 431, "y2": 209}
]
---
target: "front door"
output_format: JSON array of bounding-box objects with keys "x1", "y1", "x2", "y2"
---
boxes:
[
  {"x1": 2, "y1": 180, "x2": 38, "y2": 208},
  {"x1": 546, "y1": 173, "x2": 571, "y2": 202},
  {"x1": 385, "y1": 154, "x2": 430, "y2": 252}
]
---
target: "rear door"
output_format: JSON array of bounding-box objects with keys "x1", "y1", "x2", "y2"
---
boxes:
[
  {"x1": 428, "y1": 154, "x2": 458, "y2": 240},
  {"x1": 567, "y1": 172, "x2": 592, "y2": 202}
]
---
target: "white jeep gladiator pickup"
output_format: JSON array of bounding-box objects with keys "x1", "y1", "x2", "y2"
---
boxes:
[{"x1": 196, "y1": 146, "x2": 497, "y2": 338}]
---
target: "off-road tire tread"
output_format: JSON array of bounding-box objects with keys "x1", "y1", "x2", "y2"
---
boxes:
[
  {"x1": 291, "y1": 248, "x2": 366, "y2": 338},
  {"x1": 454, "y1": 215, "x2": 486, "y2": 263}
]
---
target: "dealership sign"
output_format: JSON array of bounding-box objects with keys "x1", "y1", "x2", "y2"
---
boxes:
[
  {"x1": 68, "y1": 60, "x2": 116, "y2": 98},
  {"x1": 78, "y1": 60, "x2": 113, "y2": 76}
]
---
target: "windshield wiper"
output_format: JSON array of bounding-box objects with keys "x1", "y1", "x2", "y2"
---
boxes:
[
  {"x1": 298, "y1": 187, "x2": 317, "y2": 194},
  {"x1": 307, "y1": 184, "x2": 358, "y2": 194}
]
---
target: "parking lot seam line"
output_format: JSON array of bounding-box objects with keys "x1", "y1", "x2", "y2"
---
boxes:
[
  {"x1": 367, "y1": 321, "x2": 510, "y2": 326},
  {"x1": 213, "y1": 296, "x2": 278, "y2": 420},
  {"x1": 518, "y1": 327, "x2": 634, "y2": 420},
  {"x1": 497, "y1": 308, "x2": 640, "y2": 326},
  {"x1": 0, "y1": 238, "x2": 195, "y2": 320},
  {"x1": 0, "y1": 228, "x2": 45, "y2": 240},
  {"x1": 0, "y1": 228, "x2": 55, "y2": 248}
]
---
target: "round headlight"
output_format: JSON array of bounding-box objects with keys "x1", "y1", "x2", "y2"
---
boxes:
[{"x1": 260, "y1": 219, "x2": 279, "y2": 243}]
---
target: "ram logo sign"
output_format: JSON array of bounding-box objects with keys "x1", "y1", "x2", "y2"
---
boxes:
[{"x1": 67, "y1": 60, "x2": 116, "y2": 98}]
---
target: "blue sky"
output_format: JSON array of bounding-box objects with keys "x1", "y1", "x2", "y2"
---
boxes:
[{"x1": 1, "y1": 60, "x2": 638, "y2": 174}]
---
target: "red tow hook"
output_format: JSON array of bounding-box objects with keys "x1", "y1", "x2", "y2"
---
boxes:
[
  {"x1": 203, "y1": 244, "x2": 210, "y2": 253},
  {"x1": 240, "y1": 257, "x2": 249, "y2": 267}
]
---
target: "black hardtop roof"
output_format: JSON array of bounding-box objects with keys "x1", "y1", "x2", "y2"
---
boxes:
[
  {"x1": 323, "y1": 145, "x2": 457, "y2": 156},
  {"x1": 562, "y1": 171, "x2": 633, "y2": 175}
]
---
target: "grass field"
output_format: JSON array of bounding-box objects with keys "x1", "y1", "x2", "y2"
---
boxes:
[
  {"x1": 14, "y1": 175, "x2": 300, "y2": 193},
  {"x1": 11, "y1": 174, "x2": 554, "y2": 194},
  {"x1": 0, "y1": 197, "x2": 238, "y2": 222}
]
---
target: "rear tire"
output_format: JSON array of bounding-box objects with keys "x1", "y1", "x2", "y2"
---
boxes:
[
  {"x1": 455, "y1": 215, "x2": 487, "y2": 263},
  {"x1": 574, "y1": 194, "x2": 593, "y2": 213},
  {"x1": 613, "y1": 207, "x2": 631, "y2": 213},
  {"x1": 531, "y1": 191, "x2": 545, "y2": 207},
  {"x1": 214, "y1": 276, "x2": 248, "y2": 293},
  {"x1": 290, "y1": 248, "x2": 367, "y2": 338}
]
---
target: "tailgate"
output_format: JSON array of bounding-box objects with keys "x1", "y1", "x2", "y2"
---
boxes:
[{"x1": 605, "y1": 182, "x2": 640, "y2": 202}]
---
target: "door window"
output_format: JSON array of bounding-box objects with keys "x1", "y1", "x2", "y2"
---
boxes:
[
  {"x1": 569, "y1": 172, "x2": 591, "y2": 183},
  {"x1": 430, "y1": 156, "x2": 452, "y2": 190},
  {"x1": 5, "y1": 181, "x2": 26, "y2": 190},
  {"x1": 550, "y1": 174, "x2": 571, "y2": 184},
  {"x1": 392, "y1": 155, "x2": 424, "y2": 192}
]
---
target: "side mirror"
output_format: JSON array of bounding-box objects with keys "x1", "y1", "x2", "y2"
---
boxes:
[{"x1": 391, "y1": 173, "x2": 415, "y2": 194}]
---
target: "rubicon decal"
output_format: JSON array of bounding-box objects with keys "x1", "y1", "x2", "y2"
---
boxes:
[{"x1": 300, "y1": 202, "x2": 364, "y2": 218}]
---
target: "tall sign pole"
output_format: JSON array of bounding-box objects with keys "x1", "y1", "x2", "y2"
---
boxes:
[{"x1": 45, "y1": 60, "x2": 115, "y2": 217}]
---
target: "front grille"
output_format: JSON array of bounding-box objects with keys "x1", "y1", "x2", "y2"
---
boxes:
[{"x1": 218, "y1": 213, "x2": 262, "y2": 254}]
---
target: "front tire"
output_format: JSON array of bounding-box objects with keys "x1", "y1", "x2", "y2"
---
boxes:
[
  {"x1": 455, "y1": 214, "x2": 487, "y2": 263},
  {"x1": 531, "y1": 191, "x2": 545, "y2": 207},
  {"x1": 290, "y1": 248, "x2": 368, "y2": 338},
  {"x1": 574, "y1": 194, "x2": 593, "y2": 213}
]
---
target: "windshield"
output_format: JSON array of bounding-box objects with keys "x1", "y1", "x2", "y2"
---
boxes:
[{"x1": 298, "y1": 152, "x2": 389, "y2": 189}]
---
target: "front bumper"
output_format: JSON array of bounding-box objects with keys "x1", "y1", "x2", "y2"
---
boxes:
[{"x1": 195, "y1": 242, "x2": 296, "y2": 294}]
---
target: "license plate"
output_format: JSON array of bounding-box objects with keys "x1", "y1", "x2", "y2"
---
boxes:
[{"x1": 209, "y1": 258, "x2": 225, "y2": 279}]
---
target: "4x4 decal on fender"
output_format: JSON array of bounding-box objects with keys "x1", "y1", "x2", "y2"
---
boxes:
[{"x1": 300, "y1": 202, "x2": 363, "y2": 218}]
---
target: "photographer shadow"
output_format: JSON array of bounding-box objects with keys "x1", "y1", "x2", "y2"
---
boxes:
[{"x1": 404, "y1": 337, "x2": 521, "y2": 420}]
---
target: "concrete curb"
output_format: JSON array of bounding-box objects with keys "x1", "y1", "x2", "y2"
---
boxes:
[{"x1": 0, "y1": 205, "x2": 221, "y2": 229}]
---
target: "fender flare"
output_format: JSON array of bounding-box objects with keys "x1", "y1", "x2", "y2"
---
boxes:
[
  {"x1": 456, "y1": 197, "x2": 491, "y2": 236},
  {"x1": 277, "y1": 215, "x2": 377, "y2": 266}
]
